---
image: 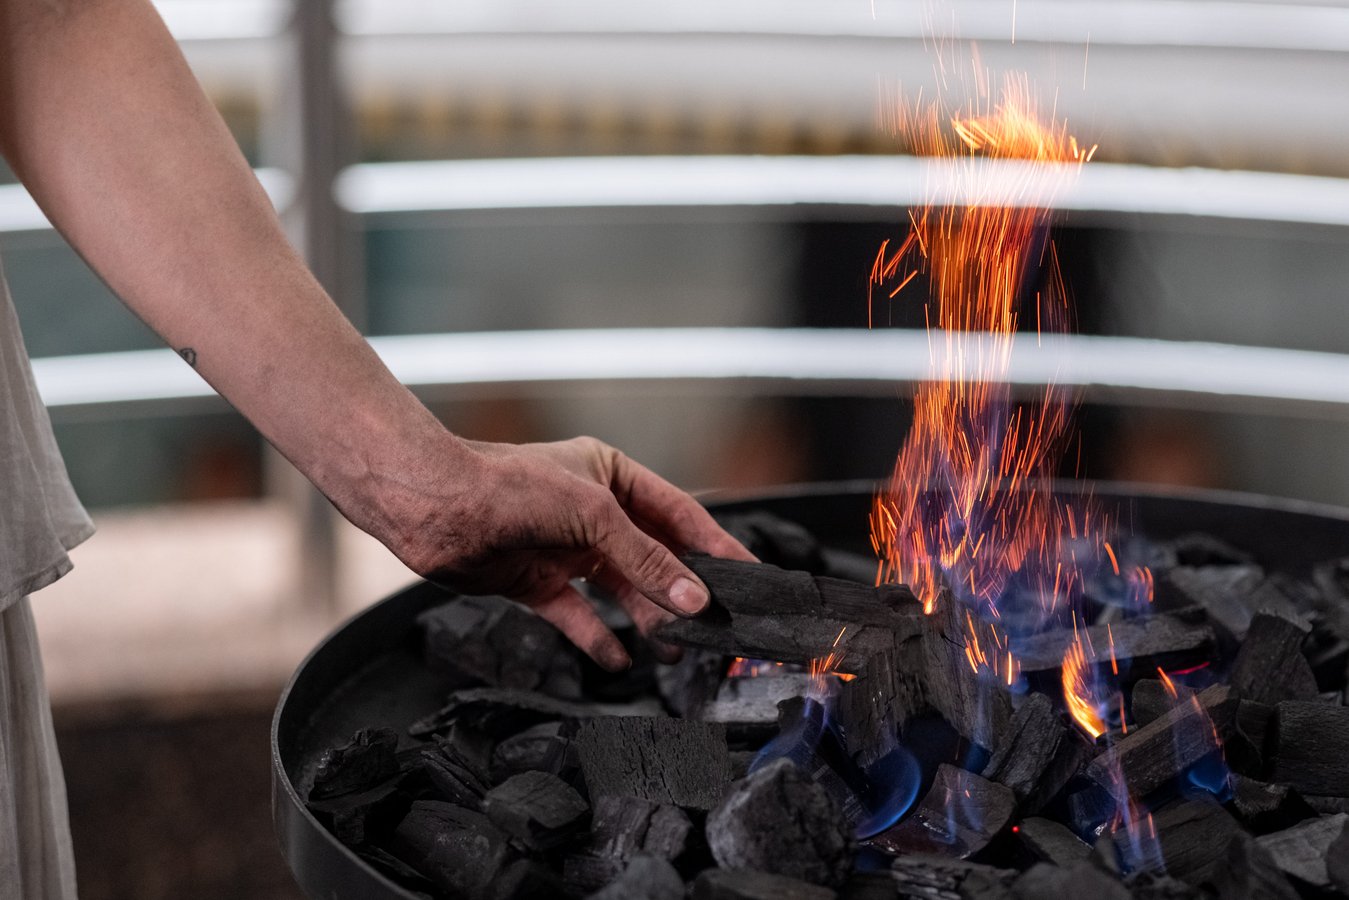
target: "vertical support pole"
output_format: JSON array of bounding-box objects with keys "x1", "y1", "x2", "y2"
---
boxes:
[{"x1": 263, "y1": 0, "x2": 363, "y2": 615}]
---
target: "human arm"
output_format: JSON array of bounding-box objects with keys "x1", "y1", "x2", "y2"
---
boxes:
[{"x1": 0, "y1": 0, "x2": 753, "y2": 668}]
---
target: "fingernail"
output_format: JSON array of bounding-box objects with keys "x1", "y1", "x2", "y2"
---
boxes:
[{"x1": 670, "y1": 577, "x2": 708, "y2": 615}]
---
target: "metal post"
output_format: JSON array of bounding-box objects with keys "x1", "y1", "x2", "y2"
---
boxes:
[{"x1": 263, "y1": 0, "x2": 363, "y2": 614}]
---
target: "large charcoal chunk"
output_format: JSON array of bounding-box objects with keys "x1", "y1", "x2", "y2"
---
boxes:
[
  {"x1": 410, "y1": 687, "x2": 662, "y2": 738},
  {"x1": 692, "y1": 868, "x2": 837, "y2": 900},
  {"x1": 1271, "y1": 701, "x2": 1349, "y2": 796},
  {"x1": 1011, "y1": 861, "x2": 1128, "y2": 900},
  {"x1": 1123, "y1": 871, "x2": 1207, "y2": 900},
  {"x1": 418, "y1": 596, "x2": 581, "y2": 696},
  {"x1": 393, "y1": 801, "x2": 512, "y2": 898},
  {"x1": 920, "y1": 597, "x2": 1013, "y2": 749},
  {"x1": 1254, "y1": 812, "x2": 1349, "y2": 888},
  {"x1": 867, "y1": 765, "x2": 1014, "y2": 860},
  {"x1": 409, "y1": 739, "x2": 491, "y2": 810},
  {"x1": 587, "y1": 855, "x2": 685, "y2": 900},
  {"x1": 834, "y1": 645, "x2": 924, "y2": 768},
  {"x1": 1206, "y1": 831, "x2": 1300, "y2": 900},
  {"x1": 701, "y1": 673, "x2": 816, "y2": 744},
  {"x1": 483, "y1": 770, "x2": 590, "y2": 852},
  {"x1": 706, "y1": 758, "x2": 852, "y2": 888},
  {"x1": 563, "y1": 795, "x2": 694, "y2": 894},
  {"x1": 1228, "y1": 611, "x2": 1317, "y2": 706},
  {"x1": 1086, "y1": 684, "x2": 1234, "y2": 800},
  {"x1": 490, "y1": 859, "x2": 566, "y2": 900},
  {"x1": 1140, "y1": 799, "x2": 1241, "y2": 886},
  {"x1": 490, "y1": 722, "x2": 575, "y2": 783},
  {"x1": 1130, "y1": 678, "x2": 1194, "y2": 728},
  {"x1": 575, "y1": 716, "x2": 731, "y2": 810},
  {"x1": 1161, "y1": 565, "x2": 1267, "y2": 639},
  {"x1": 889, "y1": 856, "x2": 1017, "y2": 900},
  {"x1": 656, "y1": 648, "x2": 727, "y2": 719},
  {"x1": 309, "y1": 727, "x2": 400, "y2": 800},
  {"x1": 1013, "y1": 615, "x2": 1215, "y2": 677},
  {"x1": 1227, "y1": 775, "x2": 1316, "y2": 834},
  {"x1": 1015, "y1": 817, "x2": 1090, "y2": 865},
  {"x1": 981, "y1": 692, "x2": 1091, "y2": 813}
]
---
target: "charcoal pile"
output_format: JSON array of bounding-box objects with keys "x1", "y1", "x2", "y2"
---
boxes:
[{"x1": 303, "y1": 511, "x2": 1349, "y2": 899}]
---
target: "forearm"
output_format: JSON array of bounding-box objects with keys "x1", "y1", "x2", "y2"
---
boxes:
[{"x1": 0, "y1": 0, "x2": 461, "y2": 544}]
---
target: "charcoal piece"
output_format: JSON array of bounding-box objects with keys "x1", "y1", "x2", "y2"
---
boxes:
[
  {"x1": 701, "y1": 673, "x2": 816, "y2": 744},
  {"x1": 491, "y1": 859, "x2": 566, "y2": 900},
  {"x1": 693, "y1": 868, "x2": 837, "y2": 900},
  {"x1": 1161, "y1": 565, "x2": 1266, "y2": 639},
  {"x1": 564, "y1": 795, "x2": 695, "y2": 893},
  {"x1": 718, "y1": 511, "x2": 826, "y2": 573},
  {"x1": 707, "y1": 758, "x2": 852, "y2": 888},
  {"x1": 1254, "y1": 812, "x2": 1349, "y2": 888},
  {"x1": 1305, "y1": 795, "x2": 1349, "y2": 814},
  {"x1": 1015, "y1": 816, "x2": 1090, "y2": 865},
  {"x1": 1205, "y1": 831, "x2": 1299, "y2": 900},
  {"x1": 410, "y1": 739, "x2": 490, "y2": 810},
  {"x1": 409, "y1": 686, "x2": 663, "y2": 739},
  {"x1": 834, "y1": 645, "x2": 925, "y2": 767},
  {"x1": 587, "y1": 854, "x2": 686, "y2": 900},
  {"x1": 657, "y1": 648, "x2": 727, "y2": 718},
  {"x1": 657, "y1": 557, "x2": 925, "y2": 670},
  {"x1": 1063, "y1": 780, "x2": 1117, "y2": 837},
  {"x1": 1122, "y1": 871, "x2": 1206, "y2": 900},
  {"x1": 1011, "y1": 860, "x2": 1128, "y2": 900},
  {"x1": 575, "y1": 716, "x2": 731, "y2": 810},
  {"x1": 867, "y1": 765, "x2": 1014, "y2": 860},
  {"x1": 1167, "y1": 533, "x2": 1256, "y2": 568},
  {"x1": 1271, "y1": 701, "x2": 1349, "y2": 796},
  {"x1": 1227, "y1": 775, "x2": 1316, "y2": 834},
  {"x1": 920, "y1": 596, "x2": 1013, "y2": 749},
  {"x1": 981, "y1": 692, "x2": 1091, "y2": 814},
  {"x1": 1086, "y1": 684, "x2": 1235, "y2": 800},
  {"x1": 418, "y1": 596, "x2": 582, "y2": 697},
  {"x1": 1130, "y1": 678, "x2": 1194, "y2": 727},
  {"x1": 1138, "y1": 799, "x2": 1240, "y2": 886},
  {"x1": 483, "y1": 770, "x2": 590, "y2": 852},
  {"x1": 393, "y1": 801, "x2": 513, "y2": 898},
  {"x1": 889, "y1": 855, "x2": 1017, "y2": 900},
  {"x1": 310, "y1": 727, "x2": 400, "y2": 801},
  {"x1": 1328, "y1": 823, "x2": 1349, "y2": 894},
  {"x1": 490, "y1": 722, "x2": 575, "y2": 783},
  {"x1": 1012, "y1": 615, "x2": 1215, "y2": 677},
  {"x1": 1228, "y1": 611, "x2": 1318, "y2": 706},
  {"x1": 308, "y1": 778, "x2": 405, "y2": 847}
]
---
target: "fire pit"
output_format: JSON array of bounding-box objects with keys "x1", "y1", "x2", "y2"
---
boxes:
[{"x1": 272, "y1": 480, "x2": 1349, "y2": 900}]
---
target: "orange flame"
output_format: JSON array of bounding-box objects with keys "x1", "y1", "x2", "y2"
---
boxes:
[{"x1": 1062, "y1": 618, "x2": 1107, "y2": 739}]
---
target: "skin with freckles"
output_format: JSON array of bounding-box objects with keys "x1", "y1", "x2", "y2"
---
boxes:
[{"x1": 0, "y1": 0, "x2": 754, "y2": 669}]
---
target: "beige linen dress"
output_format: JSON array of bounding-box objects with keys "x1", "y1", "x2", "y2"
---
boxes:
[{"x1": 0, "y1": 256, "x2": 94, "y2": 900}]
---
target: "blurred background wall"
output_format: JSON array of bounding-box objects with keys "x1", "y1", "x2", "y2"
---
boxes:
[{"x1": 2, "y1": 0, "x2": 1347, "y2": 896}]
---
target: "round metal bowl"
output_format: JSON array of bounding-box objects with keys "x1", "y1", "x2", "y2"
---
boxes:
[{"x1": 271, "y1": 480, "x2": 1349, "y2": 899}]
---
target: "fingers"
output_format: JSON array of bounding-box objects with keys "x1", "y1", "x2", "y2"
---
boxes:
[
  {"x1": 589, "y1": 565, "x2": 682, "y2": 665},
  {"x1": 587, "y1": 498, "x2": 712, "y2": 619},
  {"x1": 605, "y1": 452, "x2": 758, "y2": 563},
  {"x1": 527, "y1": 584, "x2": 631, "y2": 672}
]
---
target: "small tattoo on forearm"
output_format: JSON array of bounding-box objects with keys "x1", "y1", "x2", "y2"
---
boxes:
[{"x1": 178, "y1": 348, "x2": 198, "y2": 368}]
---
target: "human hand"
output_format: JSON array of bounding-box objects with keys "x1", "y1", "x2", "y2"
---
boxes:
[{"x1": 388, "y1": 436, "x2": 755, "y2": 671}]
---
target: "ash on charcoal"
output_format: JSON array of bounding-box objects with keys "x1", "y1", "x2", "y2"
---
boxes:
[
  {"x1": 692, "y1": 868, "x2": 837, "y2": 900},
  {"x1": 1011, "y1": 860, "x2": 1127, "y2": 900},
  {"x1": 1086, "y1": 684, "x2": 1235, "y2": 800},
  {"x1": 417, "y1": 597, "x2": 582, "y2": 697},
  {"x1": 656, "y1": 648, "x2": 727, "y2": 719},
  {"x1": 1130, "y1": 678, "x2": 1194, "y2": 728},
  {"x1": 586, "y1": 855, "x2": 685, "y2": 900},
  {"x1": 706, "y1": 758, "x2": 852, "y2": 888},
  {"x1": 1271, "y1": 701, "x2": 1349, "y2": 796},
  {"x1": 1253, "y1": 812, "x2": 1349, "y2": 889},
  {"x1": 392, "y1": 800, "x2": 513, "y2": 898},
  {"x1": 1206, "y1": 831, "x2": 1299, "y2": 900},
  {"x1": 889, "y1": 856, "x2": 1017, "y2": 900},
  {"x1": 309, "y1": 727, "x2": 400, "y2": 800},
  {"x1": 575, "y1": 716, "x2": 731, "y2": 810},
  {"x1": 1160, "y1": 565, "x2": 1270, "y2": 640},
  {"x1": 701, "y1": 673, "x2": 816, "y2": 745},
  {"x1": 1228, "y1": 611, "x2": 1318, "y2": 706},
  {"x1": 409, "y1": 686, "x2": 663, "y2": 739},
  {"x1": 482, "y1": 770, "x2": 589, "y2": 852},
  {"x1": 1137, "y1": 798, "x2": 1241, "y2": 886},
  {"x1": 563, "y1": 795, "x2": 695, "y2": 894},
  {"x1": 867, "y1": 764, "x2": 1014, "y2": 860},
  {"x1": 490, "y1": 722, "x2": 575, "y2": 783},
  {"x1": 1012, "y1": 615, "x2": 1215, "y2": 678},
  {"x1": 657, "y1": 557, "x2": 925, "y2": 671},
  {"x1": 981, "y1": 692, "x2": 1091, "y2": 814},
  {"x1": 1015, "y1": 816, "x2": 1090, "y2": 865},
  {"x1": 1227, "y1": 775, "x2": 1316, "y2": 834}
]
